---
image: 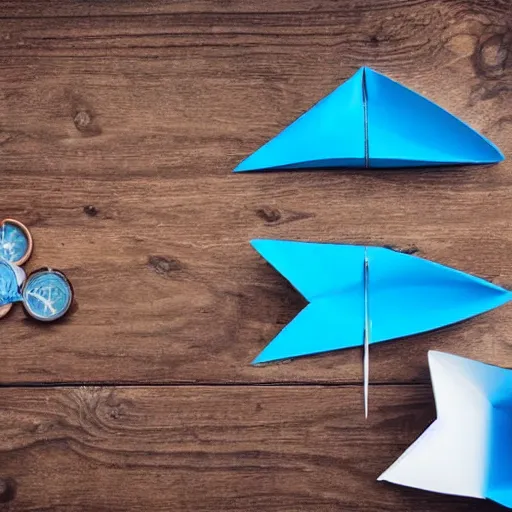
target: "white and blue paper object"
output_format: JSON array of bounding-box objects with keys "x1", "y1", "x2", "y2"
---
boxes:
[
  {"x1": 251, "y1": 240, "x2": 512, "y2": 364},
  {"x1": 379, "y1": 351, "x2": 512, "y2": 509},
  {"x1": 234, "y1": 67, "x2": 504, "y2": 171}
]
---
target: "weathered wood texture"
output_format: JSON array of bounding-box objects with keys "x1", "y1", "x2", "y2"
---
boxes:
[
  {"x1": 0, "y1": 385, "x2": 504, "y2": 512},
  {"x1": 0, "y1": 2, "x2": 510, "y2": 510},
  {"x1": 0, "y1": 0, "x2": 511, "y2": 384}
]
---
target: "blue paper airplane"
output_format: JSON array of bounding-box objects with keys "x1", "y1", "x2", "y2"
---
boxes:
[
  {"x1": 251, "y1": 239, "x2": 512, "y2": 364},
  {"x1": 234, "y1": 67, "x2": 504, "y2": 172},
  {"x1": 379, "y1": 351, "x2": 512, "y2": 509}
]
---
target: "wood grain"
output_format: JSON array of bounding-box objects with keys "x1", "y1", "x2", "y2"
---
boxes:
[
  {"x1": 0, "y1": 1, "x2": 511, "y2": 510},
  {"x1": 0, "y1": 384, "x2": 503, "y2": 512},
  {"x1": 0, "y1": 0, "x2": 511, "y2": 384}
]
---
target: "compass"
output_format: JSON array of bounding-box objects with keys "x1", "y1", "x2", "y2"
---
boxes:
[
  {"x1": 0, "y1": 218, "x2": 33, "y2": 266},
  {"x1": 22, "y1": 268, "x2": 73, "y2": 321},
  {"x1": 0, "y1": 219, "x2": 73, "y2": 322}
]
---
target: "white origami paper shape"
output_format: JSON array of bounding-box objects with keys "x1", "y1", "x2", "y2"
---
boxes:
[{"x1": 379, "y1": 351, "x2": 512, "y2": 508}]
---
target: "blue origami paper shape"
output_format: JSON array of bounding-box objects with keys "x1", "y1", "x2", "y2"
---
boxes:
[
  {"x1": 0, "y1": 258, "x2": 25, "y2": 306},
  {"x1": 234, "y1": 67, "x2": 504, "y2": 172},
  {"x1": 379, "y1": 351, "x2": 512, "y2": 509},
  {"x1": 251, "y1": 240, "x2": 512, "y2": 364}
]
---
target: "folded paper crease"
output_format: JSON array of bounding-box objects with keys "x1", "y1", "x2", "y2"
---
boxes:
[
  {"x1": 379, "y1": 351, "x2": 512, "y2": 509},
  {"x1": 251, "y1": 240, "x2": 512, "y2": 364},
  {"x1": 234, "y1": 67, "x2": 504, "y2": 172}
]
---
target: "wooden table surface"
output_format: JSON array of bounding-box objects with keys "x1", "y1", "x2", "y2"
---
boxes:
[{"x1": 0, "y1": 1, "x2": 511, "y2": 510}]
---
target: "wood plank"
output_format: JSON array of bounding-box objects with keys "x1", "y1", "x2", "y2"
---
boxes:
[
  {"x1": 0, "y1": 384, "x2": 501, "y2": 512},
  {"x1": 0, "y1": 1, "x2": 511, "y2": 384},
  {"x1": 0, "y1": 0, "x2": 508, "y2": 19},
  {"x1": 1, "y1": 170, "x2": 512, "y2": 384}
]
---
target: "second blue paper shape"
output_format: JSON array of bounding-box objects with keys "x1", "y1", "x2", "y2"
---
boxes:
[{"x1": 251, "y1": 240, "x2": 512, "y2": 364}]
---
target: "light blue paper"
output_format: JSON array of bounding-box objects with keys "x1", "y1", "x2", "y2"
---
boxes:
[
  {"x1": 0, "y1": 258, "x2": 24, "y2": 306},
  {"x1": 379, "y1": 351, "x2": 512, "y2": 509},
  {"x1": 251, "y1": 240, "x2": 512, "y2": 364},
  {"x1": 234, "y1": 67, "x2": 504, "y2": 172},
  {"x1": 364, "y1": 68, "x2": 503, "y2": 167},
  {"x1": 235, "y1": 68, "x2": 366, "y2": 172}
]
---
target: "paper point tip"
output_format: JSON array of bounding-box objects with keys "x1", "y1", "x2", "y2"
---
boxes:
[
  {"x1": 251, "y1": 352, "x2": 268, "y2": 365},
  {"x1": 427, "y1": 350, "x2": 442, "y2": 363},
  {"x1": 250, "y1": 239, "x2": 264, "y2": 250},
  {"x1": 233, "y1": 160, "x2": 253, "y2": 172}
]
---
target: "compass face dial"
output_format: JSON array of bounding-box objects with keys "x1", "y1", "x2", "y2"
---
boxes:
[
  {"x1": 22, "y1": 269, "x2": 73, "y2": 322},
  {"x1": 0, "y1": 219, "x2": 32, "y2": 265}
]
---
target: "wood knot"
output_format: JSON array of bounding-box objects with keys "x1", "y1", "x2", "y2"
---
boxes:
[
  {"x1": 74, "y1": 110, "x2": 91, "y2": 131},
  {"x1": 384, "y1": 244, "x2": 419, "y2": 255},
  {"x1": 72, "y1": 108, "x2": 102, "y2": 137},
  {"x1": 33, "y1": 421, "x2": 54, "y2": 434},
  {"x1": 0, "y1": 478, "x2": 16, "y2": 503},
  {"x1": 256, "y1": 206, "x2": 281, "y2": 224},
  {"x1": 109, "y1": 407, "x2": 121, "y2": 420},
  {"x1": 148, "y1": 255, "x2": 182, "y2": 276},
  {"x1": 474, "y1": 31, "x2": 511, "y2": 78},
  {"x1": 369, "y1": 35, "x2": 379, "y2": 46},
  {"x1": 83, "y1": 205, "x2": 98, "y2": 217},
  {"x1": 256, "y1": 206, "x2": 313, "y2": 226},
  {"x1": 0, "y1": 132, "x2": 12, "y2": 145}
]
